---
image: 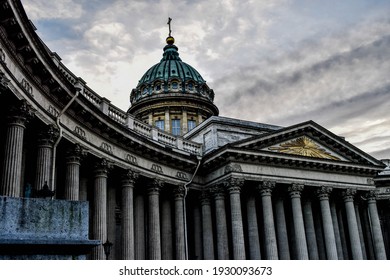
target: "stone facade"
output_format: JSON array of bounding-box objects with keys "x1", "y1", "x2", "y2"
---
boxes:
[{"x1": 0, "y1": 0, "x2": 388, "y2": 260}]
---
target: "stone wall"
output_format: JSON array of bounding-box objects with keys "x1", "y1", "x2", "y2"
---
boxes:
[{"x1": 0, "y1": 196, "x2": 99, "y2": 260}]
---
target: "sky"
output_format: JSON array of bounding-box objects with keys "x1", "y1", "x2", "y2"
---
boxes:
[{"x1": 21, "y1": 0, "x2": 390, "y2": 160}]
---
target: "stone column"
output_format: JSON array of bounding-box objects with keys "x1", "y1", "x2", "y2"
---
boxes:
[
  {"x1": 161, "y1": 198, "x2": 173, "y2": 260},
  {"x1": 342, "y1": 188, "x2": 363, "y2": 260},
  {"x1": 148, "y1": 179, "x2": 163, "y2": 260},
  {"x1": 201, "y1": 190, "x2": 215, "y2": 260},
  {"x1": 211, "y1": 185, "x2": 229, "y2": 260},
  {"x1": 330, "y1": 200, "x2": 344, "y2": 259},
  {"x1": 302, "y1": 196, "x2": 319, "y2": 260},
  {"x1": 274, "y1": 195, "x2": 290, "y2": 260},
  {"x1": 246, "y1": 194, "x2": 261, "y2": 260},
  {"x1": 134, "y1": 193, "x2": 145, "y2": 259},
  {"x1": 174, "y1": 185, "x2": 186, "y2": 260},
  {"x1": 193, "y1": 202, "x2": 203, "y2": 260},
  {"x1": 288, "y1": 183, "x2": 308, "y2": 260},
  {"x1": 121, "y1": 169, "x2": 139, "y2": 260},
  {"x1": 225, "y1": 178, "x2": 246, "y2": 260},
  {"x1": 91, "y1": 159, "x2": 110, "y2": 260},
  {"x1": 366, "y1": 191, "x2": 387, "y2": 260},
  {"x1": 1, "y1": 100, "x2": 34, "y2": 197},
  {"x1": 361, "y1": 204, "x2": 375, "y2": 259},
  {"x1": 257, "y1": 181, "x2": 278, "y2": 260},
  {"x1": 313, "y1": 208, "x2": 327, "y2": 259},
  {"x1": 64, "y1": 144, "x2": 85, "y2": 201},
  {"x1": 336, "y1": 204, "x2": 349, "y2": 259},
  {"x1": 317, "y1": 186, "x2": 338, "y2": 260},
  {"x1": 355, "y1": 202, "x2": 367, "y2": 259},
  {"x1": 34, "y1": 125, "x2": 57, "y2": 193}
]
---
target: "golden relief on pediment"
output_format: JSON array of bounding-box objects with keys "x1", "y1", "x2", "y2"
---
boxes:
[{"x1": 268, "y1": 136, "x2": 340, "y2": 160}]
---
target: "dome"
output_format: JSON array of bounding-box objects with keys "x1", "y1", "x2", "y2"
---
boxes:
[
  {"x1": 128, "y1": 35, "x2": 218, "y2": 136},
  {"x1": 129, "y1": 38, "x2": 215, "y2": 105}
]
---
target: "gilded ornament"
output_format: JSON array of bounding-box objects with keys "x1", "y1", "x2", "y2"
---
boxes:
[{"x1": 268, "y1": 136, "x2": 339, "y2": 160}]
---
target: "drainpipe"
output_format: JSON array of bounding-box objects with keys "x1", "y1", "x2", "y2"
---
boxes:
[
  {"x1": 51, "y1": 79, "x2": 84, "y2": 193},
  {"x1": 183, "y1": 154, "x2": 202, "y2": 260}
]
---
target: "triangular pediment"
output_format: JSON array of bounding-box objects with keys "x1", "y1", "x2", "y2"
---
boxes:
[{"x1": 233, "y1": 121, "x2": 384, "y2": 166}]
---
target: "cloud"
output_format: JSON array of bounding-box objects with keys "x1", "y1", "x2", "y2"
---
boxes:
[
  {"x1": 21, "y1": 0, "x2": 390, "y2": 159},
  {"x1": 21, "y1": 0, "x2": 83, "y2": 20}
]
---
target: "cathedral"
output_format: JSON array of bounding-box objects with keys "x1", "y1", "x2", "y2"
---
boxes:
[{"x1": 0, "y1": 0, "x2": 389, "y2": 260}]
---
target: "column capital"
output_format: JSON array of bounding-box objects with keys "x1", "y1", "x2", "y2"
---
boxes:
[
  {"x1": 224, "y1": 177, "x2": 244, "y2": 194},
  {"x1": 94, "y1": 158, "x2": 112, "y2": 177},
  {"x1": 365, "y1": 190, "x2": 378, "y2": 202},
  {"x1": 173, "y1": 184, "x2": 186, "y2": 200},
  {"x1": 37, "y1": 124, "x2": 59, "y2": 147},
  {"x1": 209, "y1": 184, "x2": 225, "y2": 200},
  {"x1": 66, "y1": 144, "x2": 87, "y2": 164},
  {"x1": 316, "y1": 186, "x2": 333, "y2": 200},
  {"x1": 200, "y1": 190, "x2": 211, "y2": 205},
  {"x1": 121, "y1": 169, "x2": 139, "y2": 187},
  {"x1": 288, "y1": 183, "x2": 304, "y2": 198},
  {"x1": 257, "y1": 180, "x2": 275, "y2": 196},
  {"x1": 7, "y1": 99, "x2": 35, "y2": 127},
  {"x1": 147, "y1": 178, "x2": 164, "y2": 194},
  {"x1": 342, "y1": 188, "x2": 356, "y2": 202}
]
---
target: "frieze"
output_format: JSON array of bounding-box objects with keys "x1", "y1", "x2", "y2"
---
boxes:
[
  {"x1": 48, "y1": 105, "x2": 59, "y2": 117},
  {"x1": 224, "y1": 163, "x2": 243, "y2": 174},
  {"x1": 21, "y1": 78, "x2": 33, "y2": 96},
  {"x1": 74, "y1": 126, "x2": 86, "y2": 139},
  {"x1": 126, "y1": 154, "x2": 138, "y2": 165},
  {"x1": 0, "y1": 69, "x2": 10, "y2": 90},
  {"x1": 100, "y1": 142, "x2": 113, "y2": 154},
  {"x1": 151, "y1": 164, "x2": 164, "y2": 174},
  {"x1": 176, "y1": 171, "x2": 188, "y2": 180},
  {"x1": 0, "y1": 48, "x2": 5, "y2": 62}
]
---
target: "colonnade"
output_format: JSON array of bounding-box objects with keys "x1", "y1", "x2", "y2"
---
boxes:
[{"x1": 0, "y1": 100, "x2": 387, "y2": 260}]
